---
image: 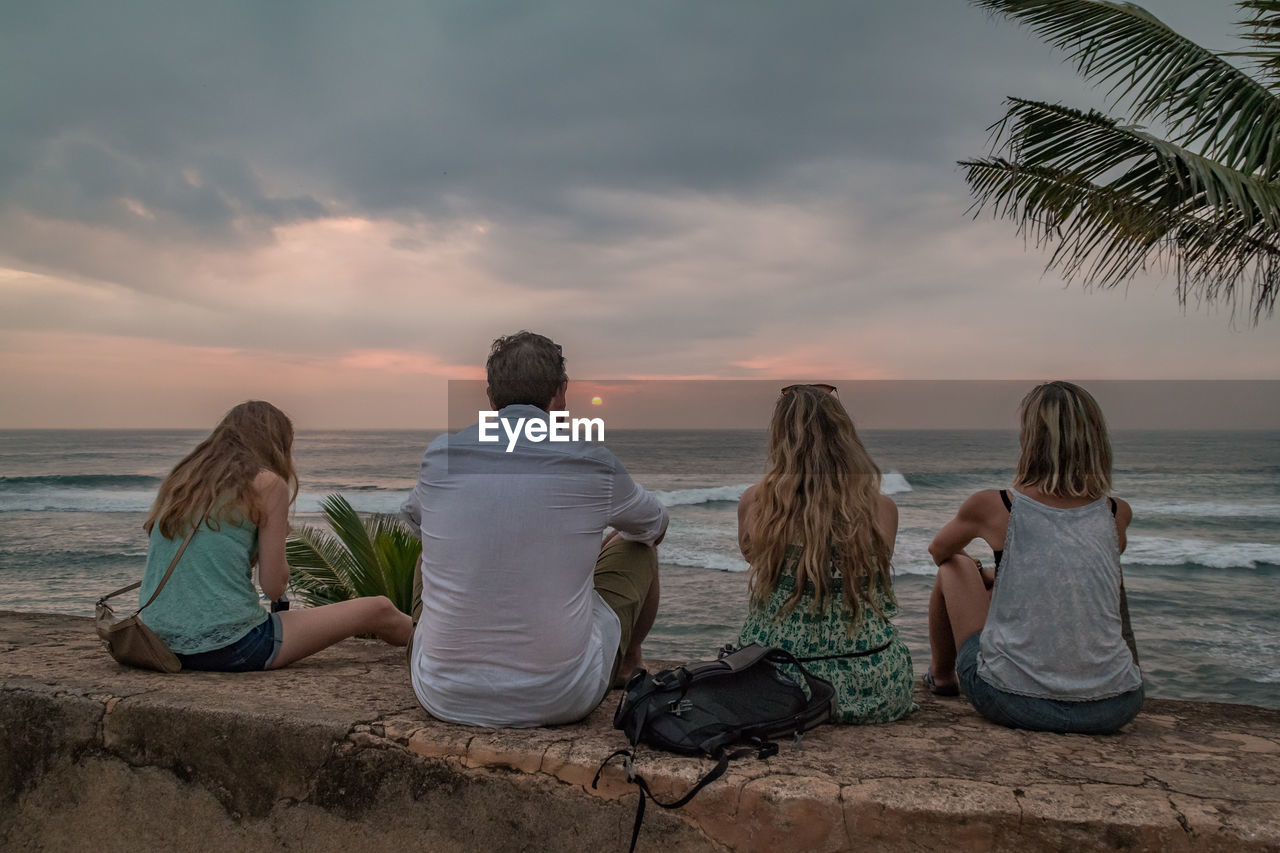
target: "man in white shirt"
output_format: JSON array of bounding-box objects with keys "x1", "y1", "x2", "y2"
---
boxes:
[{"x1": 400, "y1": 331, "x2": 668, "y2": 727}]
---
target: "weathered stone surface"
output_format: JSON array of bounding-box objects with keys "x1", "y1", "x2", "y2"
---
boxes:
[{"x1": 1, "y1": 610, "x2": 1277, "y2": 852}]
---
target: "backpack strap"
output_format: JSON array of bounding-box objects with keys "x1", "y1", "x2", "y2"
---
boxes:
[
  {"x1": 716, "y1": 643, "x2": 773, "y2": 672},
  {"x1": 593, "y1": 744, "x2": 767, "y2": 853},
  {"x1": 762, "y1": 648, "x2": 837, "y2": 719}
]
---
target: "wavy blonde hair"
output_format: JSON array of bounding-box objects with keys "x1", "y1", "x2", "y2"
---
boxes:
[
  {"x1": 1015, "y1": 381, "x2": 1112, "y2": 499},
  {"x1": 745, "y1": 386, "x2": 893, "y2": 624},
  {"x1": 145, "y1": 401, "x2": 298, "y2": 538}
]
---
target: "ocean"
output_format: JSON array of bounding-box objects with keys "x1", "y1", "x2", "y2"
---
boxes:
[{"x1": 1, "y1": 428, "x2": 1277, "y2": 710}]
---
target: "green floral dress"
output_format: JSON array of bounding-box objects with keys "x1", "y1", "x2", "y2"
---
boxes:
[{"x1": 739, "y1": 547, "x2": 917, "y2": 725}]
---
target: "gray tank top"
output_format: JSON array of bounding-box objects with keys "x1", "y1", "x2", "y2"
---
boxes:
[{"x1": 977, "y1": 490, "x2": 1142, "y2": 700}]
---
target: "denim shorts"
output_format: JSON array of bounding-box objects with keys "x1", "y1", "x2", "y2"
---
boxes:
[
  {"x1": 956, "y1": 632, "x2": 1143, "y2": 734},
  {"x1": 177, "y1": 613, "x2": 283, "y2": 672}
]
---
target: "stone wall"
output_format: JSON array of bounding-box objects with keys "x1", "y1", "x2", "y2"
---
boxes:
[{"x1": 1, "y1": 611, "x2": 1277, "y2": 852}]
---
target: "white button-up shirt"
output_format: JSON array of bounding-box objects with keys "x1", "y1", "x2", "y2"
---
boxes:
[{"x1": 400, "y1": 404, "x2": 668, "y2": 727}]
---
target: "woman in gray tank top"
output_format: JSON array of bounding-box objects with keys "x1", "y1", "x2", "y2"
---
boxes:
[{"x1": 923, "y1": 382, "x2": 1143, "y2": 734}]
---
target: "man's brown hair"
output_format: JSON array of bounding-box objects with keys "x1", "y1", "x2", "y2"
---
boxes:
[{"x1": 486, "y1": 331, "x2": 567, "y2": 410}]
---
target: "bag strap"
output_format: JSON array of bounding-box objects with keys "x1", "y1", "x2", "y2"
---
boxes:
[
  {"x1": 97, "y1": 519, "x2": 202, "y2": 613},
  {"x1": 762, "y1": 648, "x2": 837, "y2": 708},
  {"x1": 795, "y1": 638, "x2": 892, "y2": 662},
  {"x1": 593, "y1": 744, "x2": 769, "y2": 853}
]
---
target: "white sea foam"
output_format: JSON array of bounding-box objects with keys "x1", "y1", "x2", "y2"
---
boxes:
[
  {"x1": 0, "y1": 489, "x2": 159, "y2": 513},
  {"x1": 0, "y1": 470, "x2": 913, "y2": 515},
  {"x1": 657, "y1": 531, "x2": 1280, "y2": 575},
  {"x1": 653, "y1": 484, "x2": 751, "y2": 507},
  {"x1": 1124, "y1": 536, "x2": 1280, "y2": 569},
  {"x1": 1129, "y1": 500, "x2": 1280, "y2": 519},
  {"x1": 880, "y1": 471, "x2": 913, "y2": 495},
  {"x1": 0, "y1": 489, "x2": 415, "y2": 516},
  {"x1": 654, "y1": 470, "x2": 912, "y2": 508},
  {"x1": 662, "y1": 545, "x2": 749, "y2": 572}
]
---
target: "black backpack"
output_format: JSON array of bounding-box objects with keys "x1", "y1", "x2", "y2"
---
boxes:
[{"x1": 594, "y1": 644, "x2": 839, "y2": 852}]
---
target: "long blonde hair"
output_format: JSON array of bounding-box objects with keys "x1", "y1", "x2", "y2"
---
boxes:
[
  {"x1": 746, "y1": 386, "x2": 893, "y2": 623},
  {"x1": 1015, "y1": 381, "x2": 1112, "y2": 499},
  {"x1": 145, "y1": 401, "x2": 298, "y2": 538}
]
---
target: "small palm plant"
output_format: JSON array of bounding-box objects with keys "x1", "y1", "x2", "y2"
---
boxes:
[{"x1": 286, "y1": 494, "x2": 420, "y2": 615}]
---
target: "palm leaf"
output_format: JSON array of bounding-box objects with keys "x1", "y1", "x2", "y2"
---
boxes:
[
  {"x1": 962, "y1": 104, "x2": 1280, "y2": 319},
  {"x1": 286, "y1": 522, "x2": 360, "y2": 607},
  {"x1": 976, "y1": 0, "x2": 1280, "y2": 176},
  {"x1": 1234, "y1": 2, "x2": 1280, "y2": 86},
  {"x1": 367, "y1": 514, "x2": 421, "y2": 611},
  {"x1": 990, "y1": 99, "x2": 1280, "y2": 230},
  {"x1": 286, "y1": 493, "x2": 421, "y2": 614},
  {"x1": 317, "y1": 494, "x2": 382, "y2": 594}
]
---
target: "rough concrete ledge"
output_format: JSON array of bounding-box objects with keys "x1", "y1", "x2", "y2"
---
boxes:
[{"x1": 1, "y1": 611, "x2": 1277, "y2": 852}]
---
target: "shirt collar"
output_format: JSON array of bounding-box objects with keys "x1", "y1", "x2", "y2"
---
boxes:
[{"x1": 497, "y1": 403, "x2": 549, "y2": 419}]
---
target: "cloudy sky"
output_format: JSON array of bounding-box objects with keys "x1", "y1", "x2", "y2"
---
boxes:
[{"x1": 1, "y1": 1, "x2": 1275, "y2": 428}]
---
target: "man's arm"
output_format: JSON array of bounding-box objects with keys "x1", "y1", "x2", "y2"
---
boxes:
[
  {"x1": 608, "y1": 461, "x2": 668, "y2": 546},
  {"x1": 398, "y1": 446, "x2": 433, "y2": 541},
  {"x1": 399, "y1": 491, "x2": 422, "y2": 538}
]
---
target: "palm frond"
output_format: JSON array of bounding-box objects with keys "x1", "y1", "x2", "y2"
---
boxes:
[
  {"x1": 991, "y1": 99, "x2": 1280, "y2": 231},
  {"x1": 963, "y1": 106, "x2": 1280, "y2": 320},
  {"x1": 286, "y1": 494, "x2": 421, "y2": 614},
  {"x1": 317, "y1": 494, "x2": 382, "y2": 593},
  {"x1": 977, "y1": 0, "x2": 1280, "y2": 177},
  {"x1": 367, "y1": 514, "x2": 421, "y2": 612},
  {"x1": 286, "y1": 522, "x2": 360, "y2": 607},
  {"x1": 1235, "y1": 1, "x2": 1280, "y2": 86}
]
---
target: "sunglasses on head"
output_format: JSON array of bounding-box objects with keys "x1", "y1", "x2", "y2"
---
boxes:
[{"x1": 781, "y1": 383, "x2": 837, "y2": 395}]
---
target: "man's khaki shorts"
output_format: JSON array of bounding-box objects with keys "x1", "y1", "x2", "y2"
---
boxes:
[{"x1": 593, "y1": 539, "x2": 656, "y2": 660}]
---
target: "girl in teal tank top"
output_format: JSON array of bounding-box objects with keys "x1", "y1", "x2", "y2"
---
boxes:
[
  {"x1": 737, "y1": 385, "x2": 916, "y2": 724},
  {"x1": 137, "y1": 401, "x2": 413, "y2": 672},
  {"x1": 140, "y1": 516, "x2": 265, "y2": 654}
]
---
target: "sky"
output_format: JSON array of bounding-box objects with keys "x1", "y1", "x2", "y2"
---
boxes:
[{"x1": 1, "y1": 1, "x2": 1277, "y2": 429}]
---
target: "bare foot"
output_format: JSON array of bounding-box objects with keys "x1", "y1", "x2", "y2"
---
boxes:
[{"x1": 924, "y1": 671, "x2": 960, "y2": 697}]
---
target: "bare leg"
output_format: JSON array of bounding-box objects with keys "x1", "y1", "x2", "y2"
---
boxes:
[
  {"x1": 928, "y1": 580, "x2": 956, "y2": 687},
  {"x1": 927, "y1": 554, "x2": 991, "y2": 688},
  {"x1": 271, "y1": 596, "x2": 413, "y2": 669},
  {"x1": 619, "y1": 548, "x2": 659, "y2": 676}
]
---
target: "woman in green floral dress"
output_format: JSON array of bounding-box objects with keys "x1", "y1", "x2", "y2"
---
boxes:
[{"x1": 737, "y1": 385, "x2": 916, "y2": 724}]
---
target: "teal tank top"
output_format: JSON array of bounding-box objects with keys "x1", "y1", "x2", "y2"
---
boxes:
[{"x1": 138, "y1": 515, "x2": 268, "y2": 654}]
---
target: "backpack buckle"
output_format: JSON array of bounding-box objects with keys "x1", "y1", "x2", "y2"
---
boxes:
[{"x1": 667, "y1": 698, "x2": 694, "y2": 717}]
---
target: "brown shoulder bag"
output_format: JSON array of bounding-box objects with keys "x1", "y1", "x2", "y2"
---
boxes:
[{"x1": 94, "y1": 523, "x2": 199, "y2": 673}]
